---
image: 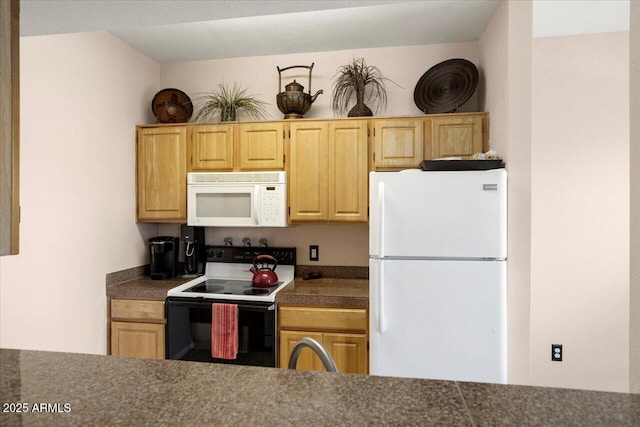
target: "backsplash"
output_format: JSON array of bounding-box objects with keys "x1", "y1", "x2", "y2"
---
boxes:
[
  {"x1": 296, "y1": 265, "x2": 368, "y2": 279},
  {"x1": 157, "y1": 223, "x2": 369, "y2": 267}
]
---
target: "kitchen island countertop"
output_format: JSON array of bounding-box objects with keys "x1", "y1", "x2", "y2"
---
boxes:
[{"x1": 1, "y1": 348, "x2": 638, "y2": 426}]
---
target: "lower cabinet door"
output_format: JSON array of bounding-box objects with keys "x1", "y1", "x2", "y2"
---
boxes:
[
  {"x1": 110, "y1": 321, "x2": 165, "y2": 359},
  {"x1": 279, "y1": 330, "x2": 325, "y2": 371},
  {"x1": 323, "y1": 332, "x2": 368, "y2": 374},
  {"x1": 279, "y1": 330, "x2": 368, "y2": 374}
]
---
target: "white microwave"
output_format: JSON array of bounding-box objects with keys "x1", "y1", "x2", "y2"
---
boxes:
[{"x1": 187, "y1": 172, "x2": 287, "y2": 227}]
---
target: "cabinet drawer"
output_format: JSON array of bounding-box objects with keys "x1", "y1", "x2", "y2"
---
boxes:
[
  {"x1": 111, "y1": 299, "x2": 165, "y2": 321},
  {"x1": 279, "y1": 306, "x2": 367, "y2": 333}
]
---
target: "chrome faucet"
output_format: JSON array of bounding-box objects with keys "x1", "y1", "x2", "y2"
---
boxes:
[{"x1": 287, "y1": 337, "x2": 339, "y2": 373}]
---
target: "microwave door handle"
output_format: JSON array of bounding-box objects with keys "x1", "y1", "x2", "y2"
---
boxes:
[{"x1": 252, "y1": 188, "x2": 260, "y2": 226}]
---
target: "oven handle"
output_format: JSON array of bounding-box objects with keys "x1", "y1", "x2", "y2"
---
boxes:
[
  {"x1": 166, "y1": 298, "x2": 275, "y2": 311},
  {"x1": 234, "y1": 303, "x2": 275, "y2": 311}
]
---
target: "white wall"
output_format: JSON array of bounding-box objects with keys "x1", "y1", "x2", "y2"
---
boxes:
[
  {"x1": 478, "y1": 0, "x2": 534, "y2": 387},
  {"x1": 160, "y1": 42, "x2": 481, "y2": 121},
  {"x1": 530, "y1": 32, "x2": 629, "y2": 392},
  {"x1": 0, "y1": 32, "x2": 160, "y2": 354},
  {"x1": 478, "y1": 1, "x2": 632, "y2": 393},
  {"x1": 158, "y1": 41, "x2": 483, "y2": 269},
  {"x1": 631, "y1": 0, "x2": 640, "y2": 395},
  {"x1": 158, "y1": 223, "x2": 370, "y2": 267}
]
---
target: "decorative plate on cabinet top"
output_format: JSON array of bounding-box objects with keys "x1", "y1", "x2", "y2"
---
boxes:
[
  {"x1": 413, "y1": 59, "x2": 479, "y2": 114},
  {"x1": 151, "y1": 88, "x2": 193, "y2": 123}
]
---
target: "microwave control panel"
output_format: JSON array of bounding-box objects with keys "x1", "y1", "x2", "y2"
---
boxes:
[{"x1": 259, "y1": 184, "x2": 286, "y2": 226}]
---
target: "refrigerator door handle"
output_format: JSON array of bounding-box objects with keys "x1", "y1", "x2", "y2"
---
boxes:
[
  {"x1": 372, "y1": 260, "x2": 386, "y2": 334},
  {"x1": 377, "y1": 181, "x2": 385, "y2": 258},
  {"x1": 379, "y1": 261, "x2": 385, "y2": 333}
]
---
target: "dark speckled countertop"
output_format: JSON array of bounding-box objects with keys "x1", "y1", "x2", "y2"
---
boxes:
[
  {"x1": 106, "y1": 276, "x2": 193, "y2": 301},
  {"x1": 106, "y1": 265, "x2": 369, "y2": 306},
  {"x1": 1, "y1": 349, "x2": 638, "y2": 426},
  {"x1": 276, "y1": 278, "x2": 368, "y2": 308}
]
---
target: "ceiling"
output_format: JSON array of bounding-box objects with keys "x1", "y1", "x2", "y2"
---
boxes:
[{"x1": 19, "y1": 0, "x2": 501, "y2": 63}]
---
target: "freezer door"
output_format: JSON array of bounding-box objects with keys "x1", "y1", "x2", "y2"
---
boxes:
[
  {"x1": 369, "y1": 258, "x2": 507, "y2": 383},
  {"x1": 369, "y1": 170, "x2": 506, "y2": 259}
]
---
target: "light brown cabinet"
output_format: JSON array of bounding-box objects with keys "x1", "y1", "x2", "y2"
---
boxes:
[
  {"x1": 109, "y1": 299, "x2": 165, "y2": 360},
  {"x1": 372, "y1": 118, "x2": 424, "y2": 169},
  {"x1": 238, "y1": 122, "x2": 285, "y2": 170},
  {"x1": 278, "y1": 305, "x2": 368, "y2": 374},
  {"x1": 136, "y1": 113, "x2": 489, "y2": 223},
  {"x1": 189, "y1": 124, "x2": 235, "y2": 171},
  {"x1": 136, "y1": 126, "x2": 187, "y2": 222},
  {"x1": 371, "y1": 113, "x2": 489, "y2": 170},
  {"x1": 429, "y1": 115, "x2": 484, "y2": 159},
  {"x1": 279, "y1": 330, "x2": 326, "y2": 371},
  {"x1": 288, "y1": 121, "x2": 329, "y2": 221},
  {"x1": 288, "y1": 120, "x2": 368, "y2": 223},
  {"x1": 189, "y1": 123, "x2": 285, "y2": 171},
  {"x1": 136, "y1": 122, "x2": 286, "y2": 224},
  {"x1": 328, "y1": 120, "x2": 369, "y2": 222}
]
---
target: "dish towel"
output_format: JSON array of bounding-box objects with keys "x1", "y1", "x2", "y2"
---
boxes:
[{"x1": 211, "y1": 303, "x2": 239, "y2": 360}]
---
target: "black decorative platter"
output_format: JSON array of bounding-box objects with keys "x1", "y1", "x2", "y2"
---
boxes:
[{"x1": 414, "y1": 59, "x2": 479, "y2": 114}]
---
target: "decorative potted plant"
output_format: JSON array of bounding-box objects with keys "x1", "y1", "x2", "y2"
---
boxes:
[
  {"x1": 192, "y1": 82, "x2": 269, "y2": 122},
  {"x1": 331, "y1": 57, "x2": 396, "y2": 117}
]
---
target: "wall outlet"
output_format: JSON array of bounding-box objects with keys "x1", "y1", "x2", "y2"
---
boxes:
[
  {"x1": 309, "y1": 245, "x2": 319, "y2": 261},
  {"x1": 551, "y1": 344, "x2": 563, "y2": 362}
]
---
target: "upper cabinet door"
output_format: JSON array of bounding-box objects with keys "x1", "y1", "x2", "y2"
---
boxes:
[
  {"x1": 137, "y1": 126, "x2": 187, "y2": 222},
  {"x1": 238, "y1": 122, "x2": 285, "y2": 170},
  {"x1": 373, "y1": 119, "x2": 424, "y2": 169},
  {"x1": 288, "y1": 121, "x2": 329, "y2": 221},
  {"x1": 189, "y1": 125, "x2": 234, "y2": 171},
  {"x1": 328, "y1": 120, "x2": 369, "y2": 222},
  {"x1": 430, "y1": 115, "x2": 483, "y2": 159}
]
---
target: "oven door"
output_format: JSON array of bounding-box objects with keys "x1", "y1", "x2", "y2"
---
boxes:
[
  {"x1": 165, "y1": 297, "x2": 276, "y2": 367},
  {"x1": 187, "y1": 184, "x2": 259, "y2": 227}
]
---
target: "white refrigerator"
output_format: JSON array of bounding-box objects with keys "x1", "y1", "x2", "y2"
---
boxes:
[{"x1": 369, "y1": 169, "x2": 507, "y2": 384}]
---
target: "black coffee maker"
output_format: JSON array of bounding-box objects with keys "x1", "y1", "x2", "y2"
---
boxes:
[
  {"x1": 181, "y1": 224, "x2": 205, "y2": 276},
  {"x1": 149, "y1": 236, "x2": 179, "y2": 280}
]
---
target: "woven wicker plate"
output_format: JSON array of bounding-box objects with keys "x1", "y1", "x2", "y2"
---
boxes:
[
  {"x1": 413, "y1": 59, "x2": 478, "y2": 114},
  {"x1": 151, "y1": 88, "x2": 193, "y2": 123}
]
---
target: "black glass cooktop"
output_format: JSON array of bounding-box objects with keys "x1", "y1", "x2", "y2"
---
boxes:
[{"x1": 183, "y1": 279, "x2": 282, "y2": 296}]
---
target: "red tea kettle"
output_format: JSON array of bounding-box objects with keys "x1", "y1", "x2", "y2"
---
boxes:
[{"x1": 250, "y1": 254, "x2": 279, "y2": 287}]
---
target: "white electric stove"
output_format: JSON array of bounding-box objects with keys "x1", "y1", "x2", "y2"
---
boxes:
[
  {"x1": 165, "y1": 245, "x2": 297, "y2": 366},
  {"x1": 167, "y1": 245, "x2": 296, "y2": 303}
]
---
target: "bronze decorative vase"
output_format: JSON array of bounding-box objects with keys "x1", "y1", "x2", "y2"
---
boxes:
[{"x1": 348, "y1": 88, "x2": 373, "y2": 117}]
